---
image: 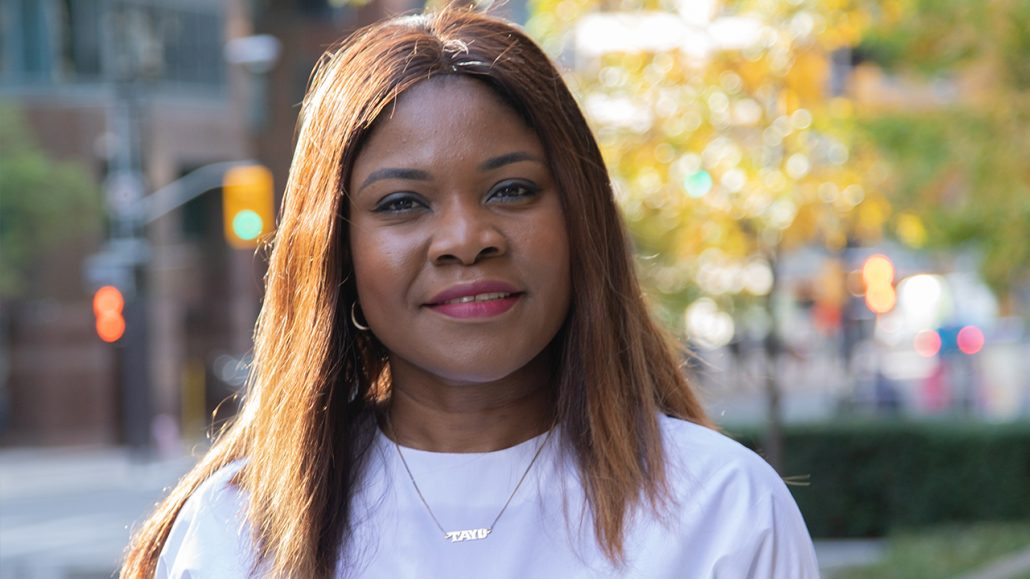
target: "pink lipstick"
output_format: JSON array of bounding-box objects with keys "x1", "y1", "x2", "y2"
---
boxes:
[{"x1": 426, "y1": 281, "x2": 523, "y2": 319}]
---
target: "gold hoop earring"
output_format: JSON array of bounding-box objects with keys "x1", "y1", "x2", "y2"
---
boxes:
[{"x1": 350, "y1": 302, "x2": 370, "y2": 331}]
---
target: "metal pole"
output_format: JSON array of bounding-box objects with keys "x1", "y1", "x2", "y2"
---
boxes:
[
  {"x1": 106, "y1": 3, "x2": 152, "y2": 453},
  {"x1": 763, "y1": 246, "x2": 784, "y2": 472}
]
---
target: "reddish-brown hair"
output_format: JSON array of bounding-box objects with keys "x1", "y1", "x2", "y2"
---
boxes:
[{"x1": 122, "y1": 8, "x2": 711, "y2": 578}]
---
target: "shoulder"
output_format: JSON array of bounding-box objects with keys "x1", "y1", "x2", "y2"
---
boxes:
[
  {"x1": 657, "y1": 414, "x2": 785, "y2": 504},
  {"x1": 654, "y1": 415, "x2": 820, "y2": 578},
  {"x1": 185, "y1": 460, "x2": 247, "y2": 512},
  {"x1": 156, "y1": 460, "x2": 260, "y2": 579}
]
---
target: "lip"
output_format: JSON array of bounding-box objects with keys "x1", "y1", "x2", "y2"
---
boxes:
[
  {"x1": 425, "y1": 280, "x2": 524, "y2": 319},
  {"x1": 426, "y1": 280, "x2": 521, "y2": 306}
]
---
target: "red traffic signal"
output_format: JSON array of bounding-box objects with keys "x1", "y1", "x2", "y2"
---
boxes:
[{"x1": 93, "y1": 285, "x2": 126, "y2": 343}]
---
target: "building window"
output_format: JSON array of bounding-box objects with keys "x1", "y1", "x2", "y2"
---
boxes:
[
  {"x1": 0, "y1": 2, "x2": 7, "y2": 76},
  {"x1": 57, "y1": 0, "x2": 103, "y2": 81},
  {"x1": 0, "y1": 0, "x2": 225, "y2": 92},
  {"x1": 299, "y1": 0, "x2": 355, "y2": 20},
  {"x1": 109, "y1": 0, "x2": 225, "y2": 90},
  {"x1": 0, "y1": 0, "x2": 52, "y2": 83},
  {"x1": 18, "y1": 0, "x2": 51, "y2": 80},
  {"x1": 160, "y1": 7, "x2": 225, "y2": 88}
]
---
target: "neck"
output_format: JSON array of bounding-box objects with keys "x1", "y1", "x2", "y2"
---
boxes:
[{"x1": 383, "y1": 357, "x2": 555, "y2": 453}]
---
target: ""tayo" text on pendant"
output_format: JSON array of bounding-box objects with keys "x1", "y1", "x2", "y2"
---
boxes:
[{"x1": 445, "y1": 528, "x2": 491, "y2": 542}]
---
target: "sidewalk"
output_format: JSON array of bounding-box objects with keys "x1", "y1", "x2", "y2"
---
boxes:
[
  {"x1": 814, "y1": 536, "x2": 1030, "y2": 579},
  {"x1": 814, "y1": 539, "x2": 888, "y2": 577},
  {"x1": 0, "y1": 445, "x2": 196, "y2": 579},
  {"x1": 3, "y1": 445, "x2": 882, "y2": 578},
  {"x1": 6, "y1": 446, "x2": 1024, "y2": 579},
  {"x1": 954, "y1": 547, "x2": 1030, "y2": 579}
]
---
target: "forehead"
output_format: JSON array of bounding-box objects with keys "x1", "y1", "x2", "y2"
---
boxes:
[
  {"x1": 350, "y1": 76, "x2": 545, "y2": 178},
  {"x1": 385, "y1": 75, "x2": 527, "y2": 132}
]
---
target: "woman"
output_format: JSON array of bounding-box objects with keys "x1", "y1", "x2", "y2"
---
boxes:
[{"x1": 123, "y1": 8, "x2": 819, "y2": 579}]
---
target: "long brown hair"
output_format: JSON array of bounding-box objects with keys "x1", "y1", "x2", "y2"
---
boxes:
[{"x1": 122, "y1": 8, "x2": 711, "y2": 578}]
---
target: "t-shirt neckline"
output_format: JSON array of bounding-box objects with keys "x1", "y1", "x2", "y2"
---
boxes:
[{"x1": 374, "y1": 424, "x2": 553, "y2": 459}]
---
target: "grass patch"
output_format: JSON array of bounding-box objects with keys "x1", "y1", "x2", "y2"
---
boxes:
[{"x1": 834, "y1": 521, "x2": 1030, "y2": 579}]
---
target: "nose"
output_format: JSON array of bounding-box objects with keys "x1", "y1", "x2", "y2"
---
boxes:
[{"x1": 428, "y1": 199, "x2": 507, "y2": 266}]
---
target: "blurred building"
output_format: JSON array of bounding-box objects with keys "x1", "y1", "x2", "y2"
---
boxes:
[{"x1": 0, "y1": 0, "x2": 435, "y2": 447}]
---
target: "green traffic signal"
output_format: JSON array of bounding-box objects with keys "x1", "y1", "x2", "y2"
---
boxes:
[{"x1": 232, "y1": 209, "x2": 264, "y2": 241}]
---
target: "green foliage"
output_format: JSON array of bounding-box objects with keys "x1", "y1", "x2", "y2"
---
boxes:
[
  {"x1": 859, "y1": 0, "x2": 1030, "y2": 86},
  {"x1": 1004, "y1": 0, "x2": 1030, "y2": 90},
  {"x1": 835, "y1": 521, "x2": 1030, "y2": 579},
  {"x1": 0, "y1": 106, "x2": 102, "y2": 298},
  {"x1": 730, "y1": 421, "x2": 1030, "y2": 538},
  {"x1": 858, "y1": 0, "x2": 986, "y2": 75},
  {"x1": 857, "y1": 1, "x2": 1030, "y2": 297},
  {"x1": 862, "y1": 105, "x2": 1030, "y2": 295},
  {"x1": 529, "y1": 0, "x2": 889, "y2": 331}
]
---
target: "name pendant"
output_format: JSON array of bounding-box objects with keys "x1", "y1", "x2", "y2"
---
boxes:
[{"x1": 444, "y1": 528, "x2": 491, "y2": 543}]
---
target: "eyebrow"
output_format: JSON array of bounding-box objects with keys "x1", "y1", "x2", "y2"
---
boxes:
[
  {"x1": 357, "y1": 151, "x2": 544, "y2": 193},
  {"x1": 358, "y1": 168, "x2": 431, "y2": 192},
  {"x1": 477, "y1": 151, "x2": 544, "y2": 171}
]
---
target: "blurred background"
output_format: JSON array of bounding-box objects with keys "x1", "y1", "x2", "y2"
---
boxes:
[{"x1": 0, "y1": 0, "x2": 1027, "y2": 577}]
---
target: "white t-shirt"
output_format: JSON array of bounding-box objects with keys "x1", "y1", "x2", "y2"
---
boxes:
[{"x1": 157, "y1": 415, "x2": 820, "y2": 578}]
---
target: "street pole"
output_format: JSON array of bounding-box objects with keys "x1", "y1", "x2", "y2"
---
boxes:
[
  {"x1": 105, "y1": 4, "x2": 153, "y2": 453},
  {"x1": 762, "y1": 245, "x2": 784, "y2": 472}
]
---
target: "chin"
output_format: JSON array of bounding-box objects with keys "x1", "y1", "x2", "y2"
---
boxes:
[
  {"x1": 386, "y1": 336, "x2": 561, "y2": 388},
  {"x1": 428, "y1": 364, "x2": 531, "y2": 386}
]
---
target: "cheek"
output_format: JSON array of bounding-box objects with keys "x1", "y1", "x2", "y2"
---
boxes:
[
  {"x1": 350, "y1": 228, "x2": 419, "y2": 313},
  {"x1": 527, "y1": 211, "x2": 572, "y2": 314}
]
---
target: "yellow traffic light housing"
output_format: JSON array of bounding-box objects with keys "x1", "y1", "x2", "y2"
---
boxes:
[{"x1": 222, "y1": 164, "x2": 274, "y2": 249}]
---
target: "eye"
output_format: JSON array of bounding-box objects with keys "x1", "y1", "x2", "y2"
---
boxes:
[
  {"x1": 487, "y1": 180, "x2": 539, "y2": 203},
  {"x1": 373, "y1": 193, "x2": 427, "y2": 214}
]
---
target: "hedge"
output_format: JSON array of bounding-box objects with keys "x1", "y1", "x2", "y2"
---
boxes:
[{"x1": 727, "y1": 420, "x2": 1030, "y2": 538}]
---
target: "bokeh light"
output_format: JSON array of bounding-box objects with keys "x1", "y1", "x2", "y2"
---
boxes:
[
  {"x1": 957, "y1": 325, "x2": 985, "y2": 355},
  {"x1": 862, "y1": 254, "x2": 896, "y2": 314},
  {"x1": 865, "y1": 285, "x2": 897, "y2": 314},
  {"x1": 92, "y1": 285, "x2": 126, "y2": 343},
  {"x1": 896, "y1": 274, "x2": 946, "y2": 330},
  {"x1": 685, "y1": 298, "x2": 735, "y2": 349},
  {"x1": 913, "y1": 329, "x2": 942, "y2": 358},
  {"x1": 232, "y1": 210, "x2": 264, "y2": 241},
  {"x1": 92, "y1": 285, "x2": 124, "y2": 316},
  {"x1": 862, "y1": 254, "x2": 895, "y2": 288},
  {"x1": 684, "y1": 169, "x2": 714, "y2": 197}
]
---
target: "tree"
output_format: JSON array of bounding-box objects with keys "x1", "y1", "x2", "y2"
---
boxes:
[
  {"x1": 0, "y1": 106, "x2": 102, "y2": 299},
  {"x1": 856, "y1": 0, "x2": 1030, "y2": 303},
  {"x1": 527, "y1": 0, "x2": 888, "y2": 467}
]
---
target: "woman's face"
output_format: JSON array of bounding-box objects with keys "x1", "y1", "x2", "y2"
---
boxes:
[{"x1": 348, "y1": 76, "x2": 571, "y2": 387}]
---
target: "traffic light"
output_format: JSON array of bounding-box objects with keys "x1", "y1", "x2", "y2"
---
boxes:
[
  {"x1": 93, "y1": 285, "x2": 126, "y2": 343},
  {"x1": 222, "y1": 164, "x2": 274, "y2": 249}
]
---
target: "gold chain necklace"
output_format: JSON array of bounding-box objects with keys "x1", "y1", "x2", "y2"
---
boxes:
[{"x1": 386, "y1": 416, "x2": 555, "y2": 543}]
